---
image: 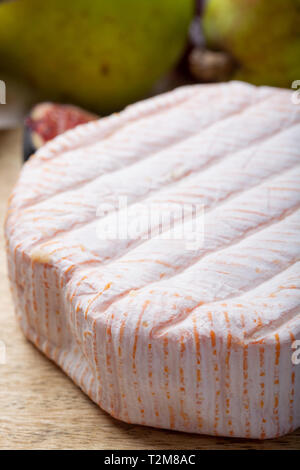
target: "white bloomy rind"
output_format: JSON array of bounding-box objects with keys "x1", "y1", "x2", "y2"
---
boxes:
[{"x1": 5, "y1": 82, "x2": 300, "y2": 439}]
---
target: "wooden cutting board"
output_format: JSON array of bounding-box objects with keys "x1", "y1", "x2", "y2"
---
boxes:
[{"x1": 0, "y1": 128, "x2": 299, "y2": 450}]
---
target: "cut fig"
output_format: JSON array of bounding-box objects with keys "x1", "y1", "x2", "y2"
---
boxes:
[{"x1": 23, "y1": 102, "x2": 98, "y2": 161}]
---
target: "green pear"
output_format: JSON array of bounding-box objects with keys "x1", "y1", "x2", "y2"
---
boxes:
[
  {"x1": 0, "y1": 0, "x2": 193, "y2": 113},
  {"x1": 202, "y1": 0, "x2": 300, "y2": 88}
]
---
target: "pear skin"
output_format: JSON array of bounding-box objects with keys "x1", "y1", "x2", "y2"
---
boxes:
[
  {"x1": 203, "y1": 0, "x2": 300, "y2": 88},
  {"x1": 0, "y1": 0, "x2": 193, "y2": 113}
]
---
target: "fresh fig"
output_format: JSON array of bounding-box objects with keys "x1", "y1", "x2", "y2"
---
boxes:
[{"x1": 23, "y1": 102, "x2": 98, "y2": 161}]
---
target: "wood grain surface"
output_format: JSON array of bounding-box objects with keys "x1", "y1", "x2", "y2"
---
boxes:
[{"x1": 0, "y1": 129, "x2": 299, "y2": 450}]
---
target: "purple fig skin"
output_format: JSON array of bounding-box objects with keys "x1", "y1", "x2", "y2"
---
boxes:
[
  {"x1": 195, "y1": 0, "x2": 205, "y2": 15},
  {"x1": 23, "y1": 102, "x2": 98, "y2": 162},
  {"x1": 189, "y1": 1, "x2": 206, "y2": 48}
]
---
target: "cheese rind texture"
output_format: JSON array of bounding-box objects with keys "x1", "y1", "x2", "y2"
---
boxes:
[{"x1": 5, "y1": 82, "x2": 300, "y2": 439}]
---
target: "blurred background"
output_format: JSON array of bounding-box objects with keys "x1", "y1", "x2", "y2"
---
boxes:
[
  {"x1": 0, "y1": 0, "x2": 299, "y2": 149},
  {"x1": 0, "y1": 0, "x2": 299, "y2": 450}
]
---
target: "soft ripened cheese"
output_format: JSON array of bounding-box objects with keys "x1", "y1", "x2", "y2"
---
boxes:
[{"x1": 5, "y1": 82, "x2": 300, "y2": 439}]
